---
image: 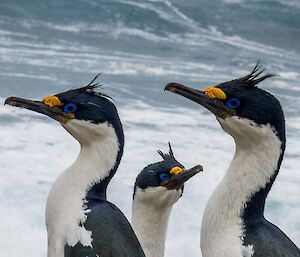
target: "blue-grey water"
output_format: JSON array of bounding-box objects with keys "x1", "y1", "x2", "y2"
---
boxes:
[{"x1": 0, "y1": 1, "x2": 299, "y2": 256}]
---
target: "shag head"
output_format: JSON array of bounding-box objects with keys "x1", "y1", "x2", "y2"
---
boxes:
[
  {"x1": 165, "y1": 63, "x2": 285, "y2": 143},
  {"x1": 134, "y1": 143, "x2": 202, "y2": 205},
  {"x1": 5, "y1": 74, "x2": 123, "y2": 145}
]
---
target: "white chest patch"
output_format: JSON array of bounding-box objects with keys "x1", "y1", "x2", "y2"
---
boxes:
[
  {"x1": 132, "y1": 187, "x2": 182, "y2": 257},
  {"x1": 200, "y1": 117, "x2": 282, "y2": 257},
  {"x1": 242, "y1": 244, "x2": 255, "y2": 257},
  {"x1": 46, "y1": 120, "x2": 119, "y2": 257}
]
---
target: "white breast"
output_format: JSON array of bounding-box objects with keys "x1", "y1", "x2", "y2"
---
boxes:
[
  {"x1": 201, "y1": 117, "x2": 282, "y2": 257},
  {"x1": 132, "y1": 187, "x2": 182, "y2": 257},
  {"x1": 45, "y1": 120, "x2": 119, "y2": 257}
]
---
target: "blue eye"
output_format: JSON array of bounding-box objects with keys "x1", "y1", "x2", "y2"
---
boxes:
[
  {"x1": 226, "y1": 98, "x2": 240, "y2": 109},
  {"x1": 64, "y1": 103, "x2": 78, "y2": 113},
  {"x1": 159, "y1": 173, "x2": 170, "y2": 181}
]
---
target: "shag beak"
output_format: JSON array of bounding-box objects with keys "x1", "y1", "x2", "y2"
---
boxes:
[
  {"x1": 4, "y1": 97, "x2": 74, "y2": 123},
  {"x1": 161, "y1": 165, "x2": 203, "y2": 190},
  {"x1": 165, "y1": 83, "x2": 235, "y2": 118}
]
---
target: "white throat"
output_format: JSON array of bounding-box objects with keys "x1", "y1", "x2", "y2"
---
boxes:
[
  {"x1": 132, "y1": 187, "x2": 181, "y2": 257},
  {"x1": 201, "y1": 117, "x2": 282, "y2": 257},
  {"x1": 45, "y1": 120, "x2": 120, "y2": 257}
]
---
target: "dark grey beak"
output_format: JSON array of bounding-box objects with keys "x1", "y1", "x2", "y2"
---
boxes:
[
  {"x1": 165, "y1": 83, "x2": 235, "y2": 118},
  {"x1": 4, "y1": 97, "x2": 73, "y2": 123},
  {"x1": 161, "y1": 165, "x2": 203, "y2": 190}
]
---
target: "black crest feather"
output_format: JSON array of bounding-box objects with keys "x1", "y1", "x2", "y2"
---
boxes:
[
  {"x1": 158, "y1": 142, "x2": 173, "y2": 159},
  {"x1": 80, "y1": 74, "x2": 114, "y2": 100},
  {"x1": 238, "y1": 62, "x2": 275, "y2": 87},
  {"x1": 157, "y1": 142, "x2": 178, "y2": 164}
]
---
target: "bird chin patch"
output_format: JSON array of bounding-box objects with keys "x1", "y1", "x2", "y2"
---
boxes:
[
  {"x1": 62, "y1": 119, "x2": 116, "y2": 145},
  {"x1": 216, "y1": 116, "x2": 282, "y2": 154},
  {"x1": 217, "y1": 116, "x2": 266, "y2": 138},
  {"x1": 136, "y1": 186, "x2": 182, "y2": 207}
]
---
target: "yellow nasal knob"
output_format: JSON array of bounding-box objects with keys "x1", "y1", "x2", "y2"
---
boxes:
[
  {"x1": 203, "y1": 86, "x2": 227, "y2": 100},
  {"x1": 42, "y1": 96, "x2": 63, "y2": 107},
  {"x1": 170, "y1": 166, "x2": 185, "y2": 175}
]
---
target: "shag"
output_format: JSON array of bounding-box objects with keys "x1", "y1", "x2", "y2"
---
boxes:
[
  {"x1": 165, "y1": 64, "x2": 300, "y2": 257},
  {"x1": 5, "y1": 76, "x2": 145, "y2": 257},
  {"x1": 132, "y1": 143, "x2": 202, "y2": 257}
]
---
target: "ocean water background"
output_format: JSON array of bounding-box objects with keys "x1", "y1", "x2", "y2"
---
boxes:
[{"x1": 0, "y1": 0, "x2": 299, "y2": 256}]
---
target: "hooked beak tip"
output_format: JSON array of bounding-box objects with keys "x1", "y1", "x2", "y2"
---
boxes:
[
  {"x1": 164, "y1": 83, "x2": 182, "y2": 92},
  {"x1": 195, "y1": 164, "x2": 204, "y2": 173},
  {"x1": 5, "y1": 97, "x2": 18, "y2": 106},
  {"x1": 5, "y1": 97, "x2": 11, "y2": 105}
]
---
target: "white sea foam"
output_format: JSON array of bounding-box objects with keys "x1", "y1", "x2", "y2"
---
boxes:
[
  {"x1": 278, "y1": 71, "x2": 299, "y2": 79},
  {"x1": 1, "y1": 10, "x2": 299, "y2": 65},
  {"x1": 114, "y1": 0, "x2": 175, "y2": 21},
  {"x1": 0, "y1": 99, "x2": 299, "y2": 257},
  {"x1": 272, "y1": 0, "x2": 300, "y2": 9},
  {"x1": 0, "y1": 38, "x2": 220, "y2": 79}
]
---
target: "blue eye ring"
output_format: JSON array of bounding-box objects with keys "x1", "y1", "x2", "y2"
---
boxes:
[
  {"x1": 226, "y1": 98, "x2": 240, "y2": 109},
  {"x1": 159, "y1": 173, "x2": 170, "y2": 181},
  {"x1": 64, "y1": 103, "x2": 78, "y2": 113}
]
